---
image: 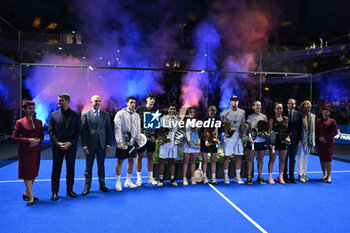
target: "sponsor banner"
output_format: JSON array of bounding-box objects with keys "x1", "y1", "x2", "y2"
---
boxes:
[{"x1": 335, "y1": 124, "x2": 350, "y2": 145}]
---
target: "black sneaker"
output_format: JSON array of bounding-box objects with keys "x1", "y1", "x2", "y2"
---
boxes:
[
  {"x1": 247, "y1": 176, "x2": 253, "y2": 185},
  {"x1": 170, "y1": 179, "x2": 178, "y2": 186},
  {"x1": 157, "y1": 179, "x2": 164, "y2": 187},
  {"x1": 257, "y1": 176, "x2": 266, "y2": 184}
]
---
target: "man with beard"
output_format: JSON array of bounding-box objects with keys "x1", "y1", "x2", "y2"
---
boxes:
[{"x1": 48, "y1": 93, "x2": 81, "y2": 201}]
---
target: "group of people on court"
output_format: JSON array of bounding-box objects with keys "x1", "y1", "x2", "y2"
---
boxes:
[{"x1": 12, "y1": 93, "x2": 338, "y2": 206}]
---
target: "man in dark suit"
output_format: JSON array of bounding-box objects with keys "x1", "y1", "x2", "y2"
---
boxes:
[
  {"x1": 283, "y1": 98, "x2": 302, "y2": 183},
  {"x1": 81, "y1": 95, "x2": 112, "y2": 195},
  {"x1": 48, "y1": 93, "x2": 81, "y2": 201}
]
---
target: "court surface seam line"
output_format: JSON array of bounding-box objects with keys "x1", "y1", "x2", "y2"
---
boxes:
[
  {"x1": 209, "y1": 183, "x2": 268, "y2": 233},
  {"x1": 1, "y1": 170, "x2": 350, "y2": 183}
]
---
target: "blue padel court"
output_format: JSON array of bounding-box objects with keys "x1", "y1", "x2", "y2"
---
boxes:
[{"x1": 1, "y1": 154, "x2": 350, "y2": 233}]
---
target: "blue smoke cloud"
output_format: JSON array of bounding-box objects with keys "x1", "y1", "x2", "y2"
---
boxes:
[{"x1": 181, "y1": 20, "x2": 220, "y2": 106}]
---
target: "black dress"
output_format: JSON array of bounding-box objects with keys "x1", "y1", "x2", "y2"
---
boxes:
[{"x1": 272, "y1": 117, "x2": 288, "y2": 150}]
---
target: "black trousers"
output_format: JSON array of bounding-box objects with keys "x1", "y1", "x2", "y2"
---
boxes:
[
  {"x1": 284, "y1": 142, "x2": 297, "y2": 179},
  {"x1": 51, "y1": 146, "x2": 77, "y2": 193}
]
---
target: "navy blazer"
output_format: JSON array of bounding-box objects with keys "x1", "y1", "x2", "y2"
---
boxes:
[
  {"x1": 284, "y1": 109, "x2": 302, "y2": 143},
  {"x1": 48, "y1": 108, "x2": 81, "y2": 149},
  {"x1": 80, "y1": 109, "x2": 112, "y2": 150}
]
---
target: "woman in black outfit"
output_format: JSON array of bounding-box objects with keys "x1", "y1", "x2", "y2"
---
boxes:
[
  {"x1": 199, "y1": 105, "x2": 222, "y2": 184},
  {"x1": 268, "y1": 102, "x2": 290, "y2": 184}
]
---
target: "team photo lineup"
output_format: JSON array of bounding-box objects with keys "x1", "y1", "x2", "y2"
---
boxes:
[{"x1": 13, "y1": 92, "x2": 338, "y2": 206}]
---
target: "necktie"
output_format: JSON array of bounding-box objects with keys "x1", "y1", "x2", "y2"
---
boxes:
[
  {"x1": 289, "y1": 110, "x2": 292, "y2": 121},
  {"x1": 95, "y1": 111, "x2": 99, "y2": 124}
]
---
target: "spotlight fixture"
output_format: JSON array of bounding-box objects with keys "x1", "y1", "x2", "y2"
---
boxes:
[
  {"x1": 88, "y1": 66, "x2": 94, "y2": 70},
  {"x1": 58, "y1": 47, "x2": 62, "y2": 50}
]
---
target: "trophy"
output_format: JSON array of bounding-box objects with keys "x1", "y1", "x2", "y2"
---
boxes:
[
  {"x1": 222, "y1": 121, "x2": 235, "y2": 138},
  {"x1": 279, "y1": 125, "x2": 290, "y2": 145},
  {"x1": 203, "y1": 128, "x2": 220, "y2": 147},
  {"x1": 257, "y1": 120, "x2": 269, "y2": 140},
  {"x1": 157, "y1": 127, "x2": 171, "y2": 145},
  {"x1": 239, "y1": 122, "x2": 249, "y2": 137},
  {"x1": 144, "y1": 129, "x2": 156, "y2": 142},
  {"x1": 121, "y1": 131, "x2": 132, "y2": 149}
]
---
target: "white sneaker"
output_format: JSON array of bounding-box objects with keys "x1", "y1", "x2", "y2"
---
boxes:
[
  {"x1": 183, "y1": 178, "x2": 189, "y2": 186},
  {"x1": 157, "y1": 180, "x2": 164, "y2": 187},
  {"x1": 124, "y1": 179, "x2": 137, "y2": 188},
  {"x1": 136, "y1": 179, "x2": 142, "y2": 187},
  {"x1": 147, "y1": 177, "x2": 158, "y2": 185},
  {"x1": 235, "y1": 176, "x2": 245, "y2": 184},
  {"x1": 170, "y1": 179, "x2": 178, "y2": 186},
  {"x1": 210, "y1": 177, "x2": 217, "y2": 184},
  {"x1": 115, "y1": 181, "x2": 122, "y2": 191},
  {"x1": 224, "y1": 175, "x2": 230, "y2": 184},
  {"x1": 190, "y1": 177, "x2": 197, "y2": 185},
  {"x1": 203, "y1": 177, "x2": 209, "y2": 184}
]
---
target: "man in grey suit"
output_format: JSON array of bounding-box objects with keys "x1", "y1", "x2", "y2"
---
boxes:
[
  {"x1": 81, "y1": 95, "x2": 112, "y2": 195},
  {"x1": 48, "y1": 93, "x2": 81, "y2": 201}
]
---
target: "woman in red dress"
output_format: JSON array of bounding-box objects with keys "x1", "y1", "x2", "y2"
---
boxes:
[
  {"x1": 315, "y1": 106, "x2": 338, "y2": 184},
  {"x1": 11, "y1": 101, "x2": 44, "y2": 205}
]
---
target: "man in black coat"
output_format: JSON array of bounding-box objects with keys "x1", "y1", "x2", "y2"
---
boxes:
[
  {"x1": 48, "y1": 93, "x2": 81, "y2": 200},
  {"x1": 283, "y1": 98, "x2": 302, "y2": 183},
  {"x1": 80, "y1": 95, "x2": 112, "y2": 195}
]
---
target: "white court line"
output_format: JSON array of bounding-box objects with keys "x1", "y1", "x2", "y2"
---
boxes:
[
  {"x1": 0, "y1": 176, "x2": 149, "y2": 183},
  {"x1": 209, "y1": 183, "x2": 268, "y2": 233}
]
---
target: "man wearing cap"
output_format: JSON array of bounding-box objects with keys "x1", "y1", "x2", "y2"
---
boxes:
[
  {"x1": 221, "y1": 96, "x2": 246, "y2": 184},
  {"x1": 80, "y1": 95, "x2": 112, "y2": 196},
  {"x1": 157, "y1": 103, "x2": 180, "y2": 187},
  {"x1": 135, "y1": 93, "x2": 158, "y2": 186},
  {"x1": 48, "y1": 93, "x2": 81, "y2": 201}
]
